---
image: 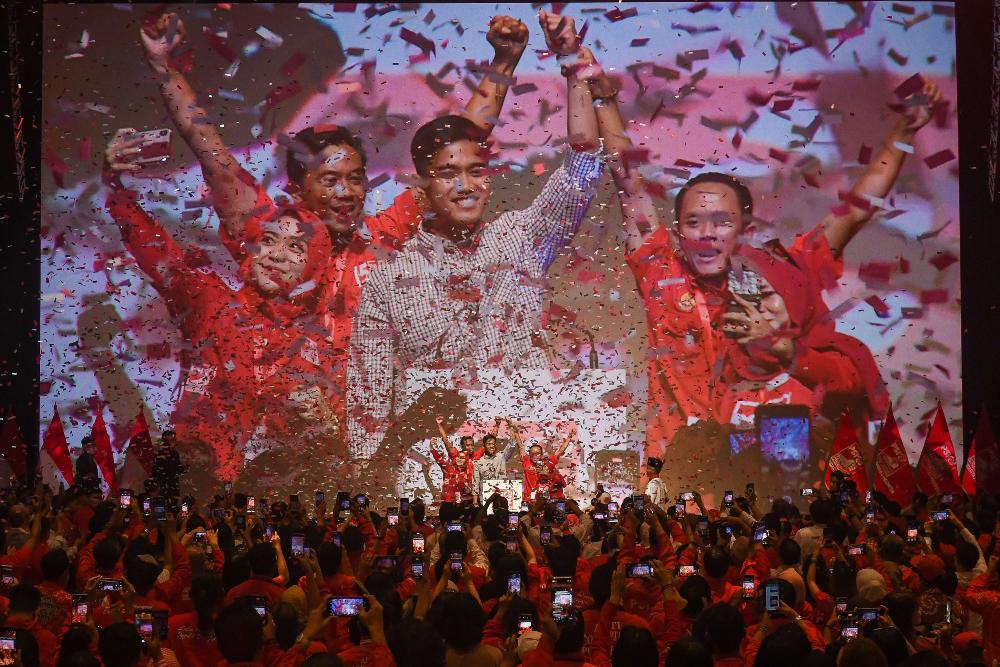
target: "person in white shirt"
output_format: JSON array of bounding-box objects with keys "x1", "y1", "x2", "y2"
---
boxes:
[
  {"x1": 643, "y1": 457, "x2": 668, "y2": 509},
  {"x1": 473, "y1": 432, "x2": 517, "y2": 505}
]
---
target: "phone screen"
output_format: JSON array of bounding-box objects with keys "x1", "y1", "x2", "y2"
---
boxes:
[
  {"x1": 723, "y1": 491, "x2": 734, "y2": 505},
  {"x1": 411, "y1": 559, "x2": 424, "y2": 579},
  {"x1": 411, "y1": 534, "x2": 425, "y2": 554},
  {"x1": 449, "y1": 552, "x2": 463, "y2": 572},
  {"x1": 314, "y1": 491, "x2": 325, "y2": 506},
  {"x1": 540, "y1": 526, "x2": 552, "y2": 545},
  {"x1": 518, "y1": 614, "x2": 534, "y2": 635},
  {"x1": 764, "y1": 583, "x2": 780, "y2": 612},
  {"x1": 836, "y1": 598, "x2": 848, "y2": 614},
  {"x1": 552, "y1": 588, "x2": 573, "y2": 622},
  {"x1": 399, "y1": 498, "x2": 409, "y2": 516},
  {"x1": 932, "y1": 511, "x2": 950, "y2": 522},
  {"x1": 627, "y1": 563, "x2": 652, "y2": 578},
  {"x1": 841, "y1": 623, "x2": 859, "y2": 639},
  {"x1": 752, "y1": 524, "x2": 768, "y2": 543},
  {"x1": 387, "y1": 509, "x2": 399, "y2": 526},
  {"x1": 507, "y1": 573, "x2": 522, "y2": 595},
  {"x1": 72, "y1": 596, "x2": 88, "y2": 624},
  {"x1": 246, "y1": 496, "x2": 256, "y2": 513},
  {"x1": 291, "y1": 534, "x2": 305, "y2": 556},
  {"x1": 678, "y1": 565, "x2": 696, "y2": 576},
  {"x1": 680, "y1": 491, "x2": 695, "y2": 501},
  {"x1": 328, "y1": 597, "x2": 365, "y2": 617},
  {"x1": 757, "y1": 406, "x2": 811, "y2": 494},
  {"x1": 0, "y1": 629, "x2": 14, "y2": 666},
  {"x1": 119, "y1": 489, "x2": 132, "y2": 509},
  {"x1": 742, "y1": 576, "x2": 756, "y2": 599}
]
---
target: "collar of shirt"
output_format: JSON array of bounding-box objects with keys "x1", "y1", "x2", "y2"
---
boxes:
[{"x1": 415, "y1": 222, "x2": 482, "y2": 258}]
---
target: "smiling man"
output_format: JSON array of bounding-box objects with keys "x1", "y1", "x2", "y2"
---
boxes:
[
  {"x1": 583, "y1": 58, "x2": 944, "y2": 465},
  {"x1": 139, "y1": 12, "x2": 528, "y2": 443},
  {"x1": 347, "y1": 12, "x2": 604, "y2": 466}
]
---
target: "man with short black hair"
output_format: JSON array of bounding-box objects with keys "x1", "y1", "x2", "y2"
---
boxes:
[
  {"x1": 74, "y1": 436, "x2": 100, "y2": 491},
  {"x1": 138, "y1": 11, "x2": 529, "y2": 452},
  {"x1": 347, "y1": 14, "x2": 604, "y2": 468},
  {"x1": 223, "y1": 543, "x2": 286, "y2": 608},
  {"x1": 5, "y1": 584, "x2": 59, "y2": 667}
]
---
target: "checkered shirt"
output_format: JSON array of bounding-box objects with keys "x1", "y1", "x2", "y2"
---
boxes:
[{"x1": 347, "y1": 149, "x2": 603, "y2": 458}]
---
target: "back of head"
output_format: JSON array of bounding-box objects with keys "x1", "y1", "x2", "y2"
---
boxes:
[
  {"x1": 589, "y1": 561, "x2": 614, "y2": 607},
  {"x1": 898, "y1": 651, "x2": 950, "y2": 667},
  {"x1": 839, "y1": 638, "x2": 888, "y2": 667},
  {"x1": 8, "y1": 583, "x2": 41, "y2": 616},
  {"x1": 754, "y1": 622, "x2": 810, "y2": 667},
  {"x1": 548, "y1": 542, "x2": 579, "y2": 578},
  {"x1": 389, "y1": 618, "x2": 446, "y2": 667},
  {"x1": 316, "y1": 542, "x2": 343, "y2": 578},
  {"x1": 883, "y1": 591, "x2": 917, "y2": 637},
  {"x1": 99, "y1": 622, "x2": 143, "y2": 667},
  {"x1": 41, "y1": 548, "x2": 70, "y2": 582},
  {"x1": 868, "y1": 627, "x2": 910, "y2": 667},
  {"x1": 693, "y1": 602, "x2": 745, "y2": 655},
  {"x1": 440, "y1": 592, "x2": 486, "y2": 652},
  {"x1": 93, "y1": 537, "x2": 123, "y2": 571},
  {"x1": 248, "y1": 543, "x2": 277, "y2": 576},
  {"x1": 664, "y1": 636, "x2": 713, "y2": 667},
  {"x1": 124, "y1": 554, "x2": 162, "y2": 595},
  {"x1": 59, "y1": 652, "x2": 101, "y2": 667},
  {"x1": 611, "y1": 625, "x2": 658, "y2": 667},
  {"x1": 810, "y1": 499, "x2": 835, "y2": 524},
  {"x1": 215, "y1": 601, "x2": 264, "y2": 663},
  {"x1": 12, "y1": 629, "x2": 38, "y2": 667},
  {"x1": 410, "y1": 115, "x2": 487, "y2": 177},
  {"x1": 190, "y1": 573, "x2": 226, "y2": 633},
  {"x1": 302, "y1": 655, "x2": 345, "y2": 667},
  {"x1": 779, "y1": 539, "x2": 802, "y2": 567},
  {"x1": 703, "y1": 546, "x2": 731, "y2": 578},
  {"x1": 679, "y1": 575, "x2": 712, "y2": 617},
  {"x1": 955, "y1": 541, "x2": 980, "y2": 571},
  {"x1": 553, "y1": 610, "x2": 586, "y2": 655},
  {"x1": 272, "y1": 601, "x2": 301, "y2": 650}
]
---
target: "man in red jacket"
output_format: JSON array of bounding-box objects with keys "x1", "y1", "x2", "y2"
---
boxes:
[
  {"x1": 4, "y1": 585, "x2": 59, "y2": 667},
  {"x1": 224, "y1": 544, "x2": 287, "y2": 609}
]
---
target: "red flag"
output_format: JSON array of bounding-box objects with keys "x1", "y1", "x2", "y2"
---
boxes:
[
  {"x1": 0, "y1": 409, "x2": 27, "y2": 479},
  {"x1": 825, "y1": 410, "x2": 870, "y2": 497},
  {"x1": 126, "y1": 410, "x2": 155, "y2": 474},
  {"x1": 872, "y1": 406, "x2": 916, "y2": 505},
  {"x1": 915, "y1": 403, "x2": 962, "y2": 495},
  {"x1": 91, "y1": 411, "x2": 117, "y2": 492},
  {"x1": 42, "y1": 408, "x2": 74, "y2": 486},
  {"x1": 963, "y1": 408, "x2": 1000, "y2": 496}
]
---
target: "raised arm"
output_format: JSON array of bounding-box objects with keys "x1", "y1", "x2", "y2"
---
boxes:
[
  {"x1": 585, "y1": 55, "x2": 661, "y2": 254},
  {"x1": 518, "y1": 12, "x2": 604, "y2": 266},
  {"x1": 821, "y1": 80, "x2": 945, "y2": 258},
  {"x1": 554, "y1": 423, "x2": 578, "y2": 460},
  {"x1": 505, "y1": 418, "x2": 526, "y2": 459},
  {"x1": 140, "y1": 13, "x2": 261, "y2": 237},
  {"x1": 461, "y1": 16, "x2": 528, "y2": 134}
]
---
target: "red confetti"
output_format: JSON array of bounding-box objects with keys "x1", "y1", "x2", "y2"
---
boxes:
[
  {"x1": 605, "y1": 7, "x2": 639, "y2": 22},
  {"x1": 79, "y1": 136, "x2": 92, "y2": 162},
  {"x1": 146, "y1": 343, "x2": 172, "y2": 359},
  {"x1": 333, "y1": 3, "x2": 357, "y2": 11},
  {"x1": 791, "y1": 78, "x2": 822, "y2": 91},
  {"x1": 43, "y1": 148, "x2": 69, "y2": 189},
  {"x1": 203, "y1": 30, "x2": 237, "y2": 62},
  {"x1": 400, "y1": 27, "x2": 436, "y2": 57},
  {"x1": 265, "y1": 81, "x2": 302, "y2": 109},
  {"x1": 280, "y1": 52, "x2": 306, "y2": 78},
  {"x1": 802, "y1": 172, "x2": 820, "y2": 188},
  {"x1": 920, "y1": 289, "x2": 949, "y2": 304},
  {"x1": 630, "y1": 38, "x2": 650, "y2": 47},
  {"x1": 923, "y1": 149, "x2": 955, "y2": 169},
  {"x1": 894, "y1": 73, "x2": 925, "y2": 99},
  {"x1": 746, "y1": 89, "x2": 773, "y2": 106},
  {"x1": 771, "y1": 98, "x2": 795, "y2": 113},
  {"x1": 732, "y1": 132, "x2": 743, "y2": 149},
  {"x1": 768, "y1": 148, "x2": 789, "y2": 163},
  {"x1": 864, "y1": 295, "x2": 891, "y2": 318},
  {"x1": 858, "y1": 144, "x2": 872, "y2": 165},
  {"x1": 858, "y1": 262, "x2": 894, "y2": 285},
  {"x1": 928, "y1": 252, "x2": 958, "y2": 271}
]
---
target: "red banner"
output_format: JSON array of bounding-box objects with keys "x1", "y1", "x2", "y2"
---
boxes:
[
  {"x1": 91, "y1": 411, "x2": 118, "y2": 492},
  {"x1": 915, "y1": 403, "x2": 962, "y2": 495},
  {"x1": 963, "y1": 408, "x2": 1000, "y2": 496},
  {"x1": 42, "y1": 408, "x2": 74, "y2": 486},
  {"x1": 872, "y1": 406, "x2": 916, "y2": 505},
  {"x1": 825, "y1": 410, "x2": 869, "y2": 497}
]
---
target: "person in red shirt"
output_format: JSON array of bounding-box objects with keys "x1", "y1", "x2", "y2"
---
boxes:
[
  {"x1": 35, "y1": 549, "x2": 72, "y2": 638},
  {"x1": 508, "y1": 420, "x2": 578, "y2": 502},
  {"x1": 224, "y1": 543, "x2": 288, "y2": 609},
  {"x1": 105, "y1": 140, "x2": 342, "y2": 486},
  {"x1": 4, "y1": 584, "x2": 59, "y2": 667},
  {"x1": 429, "y1": 440, "x2": 473, "y2": 504},
  {"x1": 137, "y1": 11, "x2": 529, "y2": 457},
  {"x1": 584, "y1": 58, "x2": 945, "y2": 467},
  {"x1": 166, "y1": 574, "x2": 226, "y2": 667}
]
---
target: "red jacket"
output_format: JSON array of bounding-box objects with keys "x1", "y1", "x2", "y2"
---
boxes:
[
  {"x1": 107, "y1": 188, "x2": 343, "y2": 480},
  {"x1": 960, "y1": 571, "x2": 1000, "y2": 665},
  {"x1": 5, "y1": 616, "x2": 58, "y2": 667}
]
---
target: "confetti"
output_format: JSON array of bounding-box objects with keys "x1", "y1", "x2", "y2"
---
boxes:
[
  {"x1": 605, "y1": 7, "x2": 639, "y2": 22},
  {"x1": 923, "y1": 149, "x2": 955, "y2": 169}
]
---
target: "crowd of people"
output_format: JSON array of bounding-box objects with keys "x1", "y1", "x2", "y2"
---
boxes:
[{"x1": 0, "y1": 468, "x2": 995, "y2": 667}]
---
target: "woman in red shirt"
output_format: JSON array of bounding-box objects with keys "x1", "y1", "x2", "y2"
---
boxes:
[
  {"x1": 508, "y1": 420, "x2": 578, "y2": 502},
  {"x1": 165, "y1": 574, "x2": 225, "y2": 667}
]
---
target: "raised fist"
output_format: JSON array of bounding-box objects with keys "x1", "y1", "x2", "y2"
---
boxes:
[
  {"x1": 140, "y1": 12, "x2": 186, "y2": 74},
  {"x1": 538, "y1": 9, "x2": 580, "y2": 57},
  {"x1": 487, "y1": 15, "x2": 528, "y2": 64}
]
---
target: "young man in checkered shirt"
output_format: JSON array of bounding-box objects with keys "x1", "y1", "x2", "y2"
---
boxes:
[{"x1": 347, "y1": 14, "x2": 605, "y2": 468}]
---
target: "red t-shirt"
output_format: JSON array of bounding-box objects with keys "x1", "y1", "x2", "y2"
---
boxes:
[
  {"x1": 166, "y1": 611, "x2": 224, "y2": 667},
  {"x1": 224, "y1": 575, "x2": 286, "y2": 609},
  {"x1": 522, "y1": 454, "x2": 564, "y2": 501}
]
